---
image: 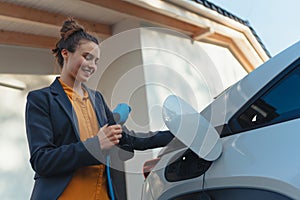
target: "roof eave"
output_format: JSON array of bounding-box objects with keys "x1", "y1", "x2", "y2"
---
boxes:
[{"x1": 124, "y1": 0, "x2": 270, "y2": 71}]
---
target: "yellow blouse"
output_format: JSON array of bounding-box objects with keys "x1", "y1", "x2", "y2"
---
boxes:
[{"x1": 58, "y1": 79, "x2": 110, "y2": 200}]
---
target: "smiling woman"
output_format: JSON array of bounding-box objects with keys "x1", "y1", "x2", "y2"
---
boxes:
[
  {"x1": 24, "y1": 18, "x2": 174, "y2": 200},
  {"x1": 52, "y1": 18, "x2": 100, "y2": 96}
]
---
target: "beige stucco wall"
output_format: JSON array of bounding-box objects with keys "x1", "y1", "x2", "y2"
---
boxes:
[
  {"x1": 87, "y1": 24, "x2": 248, "y2": 199},
  {"x1": 0, "y1": 45, "x2": 58, "y2": 75}
]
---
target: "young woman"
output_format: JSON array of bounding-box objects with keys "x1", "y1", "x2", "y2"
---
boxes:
[{"x1": 25, "y1": 18, "x2": 173, "y2": 200}]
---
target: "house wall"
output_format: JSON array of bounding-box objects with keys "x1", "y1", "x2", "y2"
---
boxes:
[
  {"x1": 87, "y1": 23, "x2": 247, "y2": 199},
  {"x1": 138, "y1": 27, "x2": 247, "y2": 200},
  {"x1": 0, "y1": 45, "x2": 58, "y2": 75}
]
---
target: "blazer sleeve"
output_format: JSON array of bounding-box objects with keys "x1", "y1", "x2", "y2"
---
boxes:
[
  {"x1": 122, "y1": 127, "x2": 174, "y2": 150},
  {"x1": 25, "y1": 90, "x2": 104, "y2": 177},
  {"x1": 98, "y1": 92, "x2": 174, "y2": 151}
]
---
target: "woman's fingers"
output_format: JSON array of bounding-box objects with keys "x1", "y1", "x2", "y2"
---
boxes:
[{"x1": 97, "y1": 124, "x2": 123, "y2": 149}]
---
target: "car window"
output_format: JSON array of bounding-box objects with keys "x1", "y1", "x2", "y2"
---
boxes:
[{"x1": 231, "y1": 64, "x2": 300, "y2": 132}]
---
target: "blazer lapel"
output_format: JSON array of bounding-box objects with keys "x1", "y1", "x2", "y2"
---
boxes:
[
  {"x1": 85, "y1": 86, "x2": 107, "y2": 127},
  {"x1": 50, "y1": 77, "x2": 81, "y2": 141}
]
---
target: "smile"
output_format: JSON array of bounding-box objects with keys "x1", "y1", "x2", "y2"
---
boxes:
[{"x1": 81, "y1": 67, "x2": 94, "y2": 75}]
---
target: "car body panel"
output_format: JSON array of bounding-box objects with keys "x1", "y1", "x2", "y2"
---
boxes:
[{"x1": 144, "y1": 118, "x2": 300, "y2": 199}]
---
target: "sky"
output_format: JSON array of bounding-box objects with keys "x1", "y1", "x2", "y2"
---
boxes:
[{"x1": 209, "y1": 0, "x2": 300, "y2": 57}]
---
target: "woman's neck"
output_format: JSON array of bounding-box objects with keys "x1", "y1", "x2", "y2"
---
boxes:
[{"x1": 60, "y1": 75, "x2": 84, "y2": 97}]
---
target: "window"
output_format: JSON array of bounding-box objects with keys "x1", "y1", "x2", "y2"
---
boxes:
[{"x1": 230, "y1": 64, "x2": 300, "y2": 132}]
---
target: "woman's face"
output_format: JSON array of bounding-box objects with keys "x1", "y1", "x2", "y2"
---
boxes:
[{"x1": 62, "y1": 40, "x2": 100, "y2": 83}]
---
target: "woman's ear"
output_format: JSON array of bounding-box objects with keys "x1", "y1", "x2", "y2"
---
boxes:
[{"x1": 61, "y1": 49, "x2": 68, "y2": 60}]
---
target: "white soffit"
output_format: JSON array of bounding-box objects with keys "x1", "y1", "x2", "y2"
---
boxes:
[{"x1": 0, "y1": 0, "x2": 128, "y2": 24}]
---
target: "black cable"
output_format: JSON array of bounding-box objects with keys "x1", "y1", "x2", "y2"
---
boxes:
[
  {"x1": 199, "y1": 172, "x2": 211, "y2": 200},
  {"x1": 202, "y1": 172, "x2": 206, "y2": 191}
]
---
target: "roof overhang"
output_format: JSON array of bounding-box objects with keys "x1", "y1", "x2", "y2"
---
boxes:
[
  {"x1": 0, "y1": 0, "x2": 269, "y2": 72},
  {"x1": 123, "y1": 0, "x2": 270, "y2": 71}
]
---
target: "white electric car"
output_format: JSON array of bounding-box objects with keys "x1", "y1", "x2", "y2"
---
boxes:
[{"x1": 141, "y1": 41, "x2": 300, "y2": 200}]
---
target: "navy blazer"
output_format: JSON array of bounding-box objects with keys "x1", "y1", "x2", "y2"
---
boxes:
[{"x1": 25, "y1": 78, "x2": 174, "y2": 200}]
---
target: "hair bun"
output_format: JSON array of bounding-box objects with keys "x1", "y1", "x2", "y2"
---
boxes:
[{"x1": 60, "y1": 18, "x2": 84, "y2": 40}]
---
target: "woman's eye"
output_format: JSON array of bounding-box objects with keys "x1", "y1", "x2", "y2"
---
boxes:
[{"x1": 84, "y1": 54, "x2": 93, "y2": 60}]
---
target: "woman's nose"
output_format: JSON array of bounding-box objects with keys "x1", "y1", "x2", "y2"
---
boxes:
[{"x1": 88, "y1": 60, "x2": 96, "y2": 68}]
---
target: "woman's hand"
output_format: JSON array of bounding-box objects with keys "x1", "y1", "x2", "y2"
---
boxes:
[{"x1": 97, "y1": 124, "x2": 122, "y2": 150}]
